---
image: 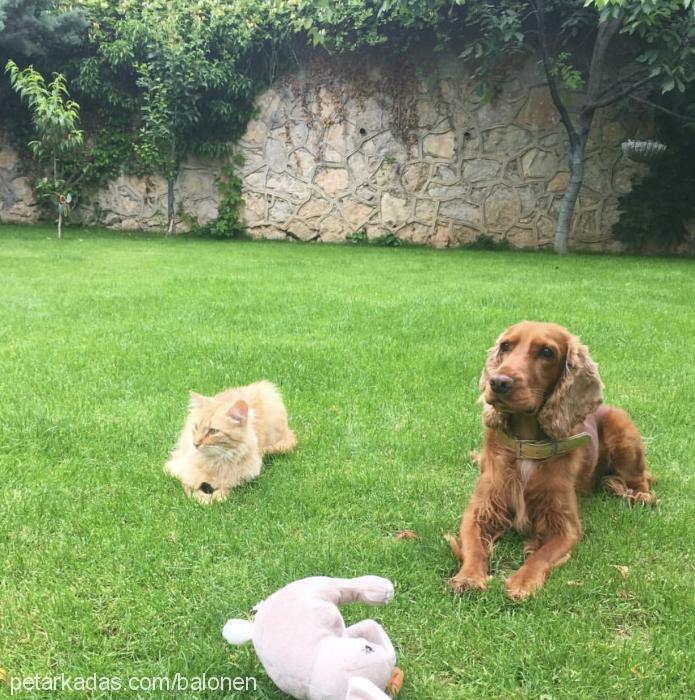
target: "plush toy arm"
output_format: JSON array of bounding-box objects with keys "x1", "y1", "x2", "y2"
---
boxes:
[
  {"x1": 344, "y1": 620, "x2": 396, "y2": 661},
  {"x1": 346, "y1": 677, "x2": 392, "y2": 700},
  {"x1": 322, "y1": 576, "x2": 394, "y2": 606}
]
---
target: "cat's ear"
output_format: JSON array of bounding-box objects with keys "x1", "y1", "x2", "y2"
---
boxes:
[
  {"x1": 227, "y1": 400, "x2": 249, "y2": 424},
  {"x1": 189, "y1": 392, "x2": 210, "y2": 409}
]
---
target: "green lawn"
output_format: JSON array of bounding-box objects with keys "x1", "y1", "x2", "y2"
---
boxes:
[{"x1": 1, "y1": 225, "x2": 693, "y2": 699}]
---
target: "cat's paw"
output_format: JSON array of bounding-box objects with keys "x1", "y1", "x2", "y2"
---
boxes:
[
  {"x1": 193, "y1": 490, "x2": 214, "y2": 505},
  {"x1": 210, "y1": 489, "x2": 229, "y2": 503}
]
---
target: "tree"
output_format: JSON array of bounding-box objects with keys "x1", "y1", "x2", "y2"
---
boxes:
[
  {"x1": 457, "y1": 0, "x2": 695, "y2": 253},
  {"x1": 131, "y1": 12, "x2": 212, "y2": 237},
  {"x1": 0, "y1": 1, "x2": 86, "y2": 58},
  {"x1": 5, "y1": 60, "x2": 83, "y2": 239},
  {"x1": 352, "y1": 1, "x2": 695, "y2": 252},
  {"x1": 75, "y1": 0, "x2": 293, "y2": 236}
]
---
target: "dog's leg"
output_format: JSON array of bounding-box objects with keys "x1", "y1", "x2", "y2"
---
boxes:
[
  {"x1": 600, "y1": 408, "x2": 656, "y2": 505},
  {"x1": 505, "y1": 527, "x2": 580, "y2": 600},
  {"x1": 449, "y1": 499, "x2": 503, "y2": 593}
]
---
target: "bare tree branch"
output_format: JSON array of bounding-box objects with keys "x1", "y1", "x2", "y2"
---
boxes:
[
  {"x1": 585, "y1": 12, "x2": 624, "y2": 104},
  {"x1": 629, "y1": 94, "x2": 695, "y2": 124},
  {"x1": 594, "y1": 69, "x2": 650, "y2": 102},
  {"x1": 586, "y1": 74, "x2": 654, "y2": 110}
]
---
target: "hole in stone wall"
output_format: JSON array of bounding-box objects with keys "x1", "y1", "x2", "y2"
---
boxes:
[
  {"x1": 359, "y1": 127, "x2": 367, "y2": 136},
  {"x1": 463, "y1": 131, "x2": 473, "y2": 141}
]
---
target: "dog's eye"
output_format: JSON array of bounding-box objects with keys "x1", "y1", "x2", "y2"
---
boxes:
[
  {"x1": 207, "y1": 428, "x2": 219, "y2": 436},
  {"x1": 499, "y1": 341, "x2": 511, "y2": 352},
  {"x1": 538, "y1": 346, "x2": 555, "y2": 359}
]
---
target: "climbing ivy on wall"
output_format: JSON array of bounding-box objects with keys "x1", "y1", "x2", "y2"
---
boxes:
[
  {"x1": 3, "y1": 0, "x2": 694, "y2": 244},
  {"x1": 0, "y1": 0, "x2": 458, "y2": 232}
]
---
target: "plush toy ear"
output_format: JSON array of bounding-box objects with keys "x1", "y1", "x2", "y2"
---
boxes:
[
  {"x1": 537, "y1": 335, "x2": 603, "y2": 440},
  {"x1": 190, "y1": 391, "x2": 210, "y2": 409},
  {"x1": 479, "y1": 341, "x2": 509, "y2": 432},
  {"x1": 227, "y1": 399, "x2": 249, "y2": 424}
]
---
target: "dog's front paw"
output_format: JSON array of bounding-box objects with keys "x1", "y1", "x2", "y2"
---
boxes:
[
  {"x1": 629, "y1": 490, "x2": 657, "y2": 506},
  {"x1": 504, "y1": 570, "x2": 544, "y2": 600},
  {"x1": 448, "y1": 570, "x2": 487, "y2": 594}
]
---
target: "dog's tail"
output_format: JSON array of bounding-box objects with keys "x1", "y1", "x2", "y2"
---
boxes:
[{"x1": 222, "y1": 619, "x2": 253, "y2": 645}]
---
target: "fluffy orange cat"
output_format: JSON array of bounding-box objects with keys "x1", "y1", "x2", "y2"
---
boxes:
[{"x1": 165, "y1": 381, "x2": 296, "y2": 504}]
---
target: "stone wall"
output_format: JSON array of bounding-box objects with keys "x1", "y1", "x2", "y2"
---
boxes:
[
  {"x1": 0, "y1": 141, "x2": 223, "y2": 231},
  {"x1": 235, "y1": 53, "x2": 651, "y2": 251},
  {"x1": 0, "y1": 139, "x2": 36, "y2": 223},
  {"x1": 2, "y1": 50, "x2": 692, "y2": 252},
  {"x1": 84, "y1": 159, "x2": 222, "y2": 231}
]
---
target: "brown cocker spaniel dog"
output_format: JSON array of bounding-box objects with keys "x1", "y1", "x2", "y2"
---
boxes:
[{"x1": 449, "y1": 321, "x2": 655, "y2": 600}]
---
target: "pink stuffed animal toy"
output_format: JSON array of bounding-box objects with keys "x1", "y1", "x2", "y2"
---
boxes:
[{"x1": 223, "y1": 576, "x2": 403, "y2": 699}]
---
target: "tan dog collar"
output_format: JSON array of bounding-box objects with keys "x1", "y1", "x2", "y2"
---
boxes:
[{"x1": 496, "y1": 429, "x2": 591, "y2": 460}]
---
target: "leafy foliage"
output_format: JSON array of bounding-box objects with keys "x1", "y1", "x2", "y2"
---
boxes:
[
  {"x1": 437, "y1": 0, "x2": 695, "y2": 252},
  {"x1": 194, "y1": 157, "x2": 247, "y2": 239},
  {"x1": 5, "y1": 59, "x2": 83, "y2": 237},
  {"x1": 464, "y1": 233, "x2": 511, "y2": 250},
  {"x1": 347, "y1": 229, "x2": 403, "y2": 246},
  {"x1": 5, "y1": 59, "x2": 83, "y2": 166},
  {"x1": 2, "y1": 0, "x2": 695, "y2": 242},
  {"x1": 614, "y1": 89, "x2": 695, "y2": 247},
  {"x1": 0, "y1": 0, "x2": 86, "y2": 58}
]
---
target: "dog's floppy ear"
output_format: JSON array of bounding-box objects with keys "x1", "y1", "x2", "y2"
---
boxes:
[
  {"x1": 479, "y1": 341, "x2": 509, "y2": 431},
  {"x1": 537, "y1": 335, "x2": 603, "y2": 440}
]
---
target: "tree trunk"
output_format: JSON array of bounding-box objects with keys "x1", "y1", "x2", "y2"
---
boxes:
[
  {"x1": 166, "y1": 177, "x2": 175, "y2": 237},
  {"x1": 57, "y1": 204, "x2": 63, "y2": 240},
  {"x1": 554, "y1": 137, "x2": 586, "y2": 255},
  {"x1": 166, "y1": 132, "x2": 177, "y2": 237},
  {"x1": 533, "y1": 1, "x2": 623, "y2": 254}
]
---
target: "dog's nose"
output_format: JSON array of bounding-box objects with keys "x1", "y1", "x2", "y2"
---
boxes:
[{"x1": 490, "y1": 374, "x2": 514, "y2": 394}]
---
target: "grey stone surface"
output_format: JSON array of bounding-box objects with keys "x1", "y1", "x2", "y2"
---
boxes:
[{"x1": 2, "y1": 53, "x2": 691, "y2": 252}]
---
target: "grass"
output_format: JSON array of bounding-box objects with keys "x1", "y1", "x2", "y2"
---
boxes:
[{"x1": 0, "y1": 224, "x2": 693, "y2": 700}]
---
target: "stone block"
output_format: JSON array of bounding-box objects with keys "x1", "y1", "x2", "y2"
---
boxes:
[
  {"x1": 484, "y1": 186, "x2": 521, "y2": 229},
  {"x1": 439, "y1": 200, "x2": 481, "y2": 225},
  {"x1": 380, "y1": 192, "x2": 410, "y2": 226},
  {"x1": 402, "y1": 162, "x2": 430, "y2": 192},
  {"x1": 314, "y1": 167, "x2": 349, "y2": 196},
  {"x1": 462, "y1": 159, "x2": 502, "y2": 182},
  {"x1": 423, "y1": 131, "x2": 456, "y2": 159}
]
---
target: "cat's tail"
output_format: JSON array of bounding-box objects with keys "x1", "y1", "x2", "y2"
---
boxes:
[
  {"x1": 222, "y1": 619, "x2": 253, "y2": 645},
  {"x1": 265, "y1": 429, "x2": 297, "y2": 455}
]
